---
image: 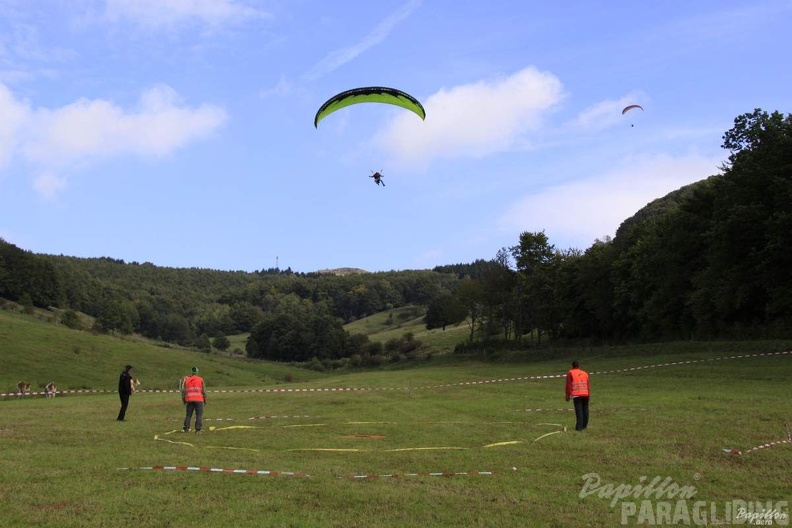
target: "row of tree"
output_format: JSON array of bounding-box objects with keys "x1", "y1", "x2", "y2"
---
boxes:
[
  {"x1": 0, "y1": 241, "x2": 459, "y2": 349},
  {"x1": 430, "y1": 109, "x2": 792, "y2": 344}
]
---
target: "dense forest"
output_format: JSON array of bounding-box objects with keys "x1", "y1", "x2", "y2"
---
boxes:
[{"x1": 1, "y1": 109, "x2": 790, "y2": 362}]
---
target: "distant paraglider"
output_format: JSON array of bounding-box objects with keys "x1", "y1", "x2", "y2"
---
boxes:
[
  {"x1": 622, "y1": 104, "x2": 643, "y2": 127},
  {"x1": 314, "y1": 86, "x2": 426, "y2": 128}
]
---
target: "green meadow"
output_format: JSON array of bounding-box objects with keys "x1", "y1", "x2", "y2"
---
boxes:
[{"x1": 1, "y1": 309, "x2": 791, "y2": 527}]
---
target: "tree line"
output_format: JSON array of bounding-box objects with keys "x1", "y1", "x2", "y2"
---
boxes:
[
  {"x1": 431, "y1": 109, "x2": 792, "y2": 345},
  {"x1": 0, "y1": 243, "x2": 458, "y2": 355},
  {"x1": 1, "y1": 109, "x2": 789, "y2": 361}
]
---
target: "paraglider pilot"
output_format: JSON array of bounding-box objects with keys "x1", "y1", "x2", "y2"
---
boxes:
[{"x1": 370, "y1": 171, "x2": 385, "y2": 187}]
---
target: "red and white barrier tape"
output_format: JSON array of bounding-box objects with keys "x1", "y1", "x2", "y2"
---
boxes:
[
  {"x1": 119, "y1": 465, "x2": 498, "y2": 479},
  {"x1": 4, "y1": 350, "x2": 789, "y2": 399},
  {"x1": 723, "y1": 439, "x2": 791, "y2": 455},
  {"x1": 0, "y1": 388, "x2": 111, "y2": 398},
  {"x1": 118, "y1": 465, "x2": 309, "y2": 477},
  {"x1": 723, "y1": 427, "x2": 792, "y2": 455}
]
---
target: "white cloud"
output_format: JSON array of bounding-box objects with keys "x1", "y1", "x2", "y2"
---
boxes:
[
  {"x1": 374, "y1": 67, "x2": 565, "y2": 168},
  {"x1": 103, "y1": 0, "x2": 267, "y2": 28},
  {"x1": 33, "y1": 172, "x2": 67, "y2": 201},
  {"x1": 259, "y1": 75, "x2": 293, "y2": 98},
  {"x1": 0, "y1": 83, "x2": 29, "y2": 166},
  {"x1": 305, "y1": 0, "x2": 422, "y2": 80},
  {"x1": 496, "y1": 152, "x2": 722, "y2": 250},
  {"x1": 22, "y1": 84, "x2": 226, "y2": 167},
  {"x1": 0, "y1": 82, "x2": 227, "y2": 197}
]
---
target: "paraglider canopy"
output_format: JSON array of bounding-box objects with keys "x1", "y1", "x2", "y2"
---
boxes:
[
  {"x1": 622, "y1": 104, "x2": 644, "y2": 127},
  {"x1": 314, "y1": 86, "x2": 426, "y2": 128},
  {"x1": 621, "y1": 104, "x2": 643, "y2": 115}
]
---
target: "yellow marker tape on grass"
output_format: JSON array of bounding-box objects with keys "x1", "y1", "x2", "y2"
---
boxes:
[
  {"x1": 154, "y1": 434, "x2": 195, "y2": 448},
  {"x1": 484, "y1": 441, "x2": 522, "y2": 448},
  {"x1": 287, "y1": 446, "x2": 469, "y2": 453},
  {"x1": 287, "y1": 448, "x2": 362, "y2": 452},
  {"x1": 533, "y1": 431, "x2": 562, "y2": 442},
  {"x1": 205, "y1": 446, "x2": 261, "y2": 452},
  {"x1": 385, "y1": 447, "x2": 468, "y2": 452},
  {"x1": 211, "y1": 425, "x2": 257, "y2": 431}
]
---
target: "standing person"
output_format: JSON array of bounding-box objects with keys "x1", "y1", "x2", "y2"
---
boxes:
[
  {"x1": 182, "y1": 367, "x2": 207, "y2": 433},
  {"x1": 117, "y1": 365, "x2": 134, "y2": 421},
  {"x1": 565, "y1": 360, "x2": 590, "y2": 431}
]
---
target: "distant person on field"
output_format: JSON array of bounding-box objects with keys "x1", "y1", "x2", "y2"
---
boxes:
[
  {"x1": 117, "y1": 365, "x2": 134, "y2": 421},
  {"x1": 565, "y1": 360, "x2": 590, "y2": 431},
  {"x1": 182, "y1": 367, "x2": 207, "y2": 433}
]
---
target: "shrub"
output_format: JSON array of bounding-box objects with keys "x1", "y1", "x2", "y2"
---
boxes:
[
  {"x1": 212, "y1": 335, "x2": 231, "y2": 351},
  {"x1": 62, "y1": 310, "x2": 81, "y2": 329}
]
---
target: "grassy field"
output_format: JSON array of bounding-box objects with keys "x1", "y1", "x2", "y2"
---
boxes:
[{"x1": 1, "y1": 307, "x2": 791, "y2": 527}]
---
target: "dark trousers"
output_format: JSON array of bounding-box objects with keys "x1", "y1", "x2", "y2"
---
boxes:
[
  {"x1": 573, "y1": 396, "x2": 589, "y2": 431},
  {"x1": 184, "y1": 402, "x2": 204, "y2": 432},
  {"x1": 117, "y1": 393, "x2": 130, "y2": 421}
]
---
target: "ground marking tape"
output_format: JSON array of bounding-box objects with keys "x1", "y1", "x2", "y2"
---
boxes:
[
  {"x1": 288, "y1": 448, "x2": 362, "y2": 452},
  {"x1": 118, "y1": 465, "x2": 309, "y2": 477},
  {"x1": 484, "y1": 440, "x2": 523, "y2": 448},
  {"x1": 204, "y1": 446, "x2": 261, "y2": 452},
  {"x1": 196, "y1": 415, "x2": 316, "y2": 422},
  {"x1": 4, "y1": 351, "x2": 788, "y2": 399},
  {"x1": 517, "y1": 408, "x2": 574, "y2": 412},
  {"x1": 534, "y1": 431, "x2": 563, "y2": 442},
  {"x1": 483, "y1": 426, "x2": 567, "y2": 447},
  {"x1": 723, "y1": 439, "x2": 791, "y2": 456},
  {"x1": 386, "y1": 447, "x2": 468, "y2": 452},
  {"x1": 154, "y1": 433, "x2": 194, "y2": 447},
  {"x1": 157, "y1": 418, "x2": 566, "y2": 453},
  {"x1": 722, "y1": 424, "x2": 792, "y2": 455},
  {"x1": 343, "y1": 470, "x2": 498, "y2": 480}
]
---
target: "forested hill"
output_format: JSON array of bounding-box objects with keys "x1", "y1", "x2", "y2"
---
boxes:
[
  {"x1": 0, "y1": 243, "x2": 459, "y2": 342},
  {"x1": 1, "y1": 109, "x2": 791, "y2": 357}
]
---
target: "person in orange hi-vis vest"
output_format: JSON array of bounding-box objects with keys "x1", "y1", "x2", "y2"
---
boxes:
[
  {"x1": 565, "y1": 360, "x2": 590, "y2": 431},
  {"x1": 181, "y1": 366, "x2": 207, "y2": 433}
]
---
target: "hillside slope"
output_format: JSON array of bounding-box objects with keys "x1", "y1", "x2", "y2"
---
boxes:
[
  {"x1": 344, "y1": 305, "x2": 469, "y2": 354},
  {"x1": 0, "y1": 308, "x2": 327, "y2": 394}
]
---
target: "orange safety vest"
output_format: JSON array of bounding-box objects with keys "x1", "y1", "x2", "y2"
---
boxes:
[
  {"x1": 566, "y1": 368, "x2": 590, "y2": 398},
  {"x1": 184, "y1": 375, "x2": 205, "y2": 402}
]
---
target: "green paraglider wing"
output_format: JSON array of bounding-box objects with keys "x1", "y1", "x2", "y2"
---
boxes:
[
  {"x1": 621, "y1": 104, "x2": 643, "y2": 115},
  {"x1": 314, "y1": 86, "x2": 426, "y2": 128}
]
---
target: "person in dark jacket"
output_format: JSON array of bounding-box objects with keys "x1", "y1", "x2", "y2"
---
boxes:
[{"x1": 117, "y1": 365, "x2": 134, "y2": 421}]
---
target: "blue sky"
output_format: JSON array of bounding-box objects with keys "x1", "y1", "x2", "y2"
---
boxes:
[{"x1": 1, "y1": 0, "x2": 790, "y2": 273}]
